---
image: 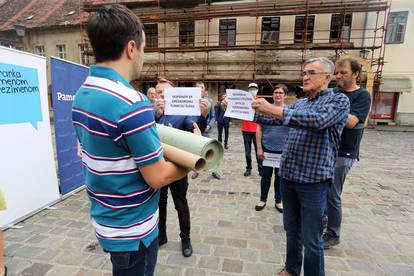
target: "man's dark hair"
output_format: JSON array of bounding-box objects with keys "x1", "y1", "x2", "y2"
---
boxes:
[
  {"x1": 87, "y1": 4, "x2": 144, "y2": 63},
  {"x1": 273, "y1": 84, "x2": 288, "y2": 94},
  {"x1": 336, "y1": 58, "x2": 362, "y2": 79}
]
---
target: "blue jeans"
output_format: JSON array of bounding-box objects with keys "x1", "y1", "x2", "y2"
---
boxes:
[
  {"x1": 327, "y1": 157, "x2": 355, "y2": 237},
  {"x1": 109, "y1": 238, "x2": 158, "y2": 276},
  {"x1": 260, "y1": 166, "x2": 282, "y2": 203},
  {"x1": 281, "y1": 179, "x2": 330, "y2": 276}
]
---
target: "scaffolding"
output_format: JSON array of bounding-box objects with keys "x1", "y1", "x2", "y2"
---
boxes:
[{"x1": 83, "y1": 0, "x2": 390, "y2": 91}]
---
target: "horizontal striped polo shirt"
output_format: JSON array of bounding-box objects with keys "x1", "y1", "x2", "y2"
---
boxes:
[{"x1": 72, "y1": 65, "x2": 163, "y2": 252}]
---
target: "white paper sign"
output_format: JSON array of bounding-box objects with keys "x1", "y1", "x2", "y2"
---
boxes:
[
  {"x1": 262, "y1": 152, "x2": 282, "y2": 168},
  {"x1": 224, "y1": 89, "x2": 255, "y2": 121},
  {"x1": 164, "y1": 87, "x2": 201, "y2": 116}
]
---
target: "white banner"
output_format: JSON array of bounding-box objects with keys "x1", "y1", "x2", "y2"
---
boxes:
[
  {"x1": 0, "y1": 46, "x2": 60, "y2": 229},
  {"x1": 164, "y1": 87, "x2": 201, "y2": 116},
  {"x1": 224, "y1": 89, "x2": 255, "y2": 121}
]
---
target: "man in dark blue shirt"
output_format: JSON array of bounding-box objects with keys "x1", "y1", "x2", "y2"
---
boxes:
[
  {"x1": 154, "y1": 79, "x2": 210, "y2": 257},
  {"x1": 324, "y1": 58, "x2": 371, "y2": 249},
  {"x1": 216, "y1": 94, "x2": 231, "y2": 149}
]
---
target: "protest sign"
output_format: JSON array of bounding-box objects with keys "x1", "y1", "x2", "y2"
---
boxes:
[
  {"x1": 164, "y1": 87, "x2": 201, "y2": 116},
  {"x1": 224, "y1": 89, "x2": 255, "y2": 121}
]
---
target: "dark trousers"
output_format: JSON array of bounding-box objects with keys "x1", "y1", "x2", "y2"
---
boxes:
[
  {"x1": 242, "y1": 131, "x2": 262, "y2": 172},
  {"x1": 327, "y1": 157, "x2": 354, "y2": 238},
  {"x1": 159, "y1": 176, "x2": 190, "y2": 240},
  {"x1": 110, "y1": 238, "x2": 158, "y2": 276},
  {"x1": 281, "y1": 178, "x2": 330, "y2": 276},
  {"x1": 217, "y1": 122, "x2": 230, "y2": 146},
  {"x1": 260, "y1": 166, "x2": 282, "y2": 203}
]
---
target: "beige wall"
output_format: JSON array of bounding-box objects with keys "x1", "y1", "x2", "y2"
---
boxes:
[
  {"x1": 381, "y1": 0, "x2": 414, "y2": 121},
  {"x1": 21, "y1": 27, "x2": 87, "y2": 85}
]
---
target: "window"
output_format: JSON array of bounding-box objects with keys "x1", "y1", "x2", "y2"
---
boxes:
[
  {"x1": 145, "y1": 23, "x2": 158, "y2": 48},
  {"x1": 219, "y1": 19, "x2": 236, "y2": 46},
  {"x1": 294, "y1": 15, "x2": 315, "y2": 43},
  {"x1": 179, "y1": 21, "x2": 194, "y2": 47},
  {"x1": 79, "y1": 44, "x2": 89, "y2": 65},
  {"x1": 56, "y1": 44, "x2": 66, "y2": 59},
  {"x1": 386, "y1": 11, "x2": 408, "y2": 44},
  {"x1": 34, "y1": 45, "x2": 45, "y2": 57},
  {"x1": 330, "y1": 13, "x2": 352, "y2": 43},
  {"x1": 261, "y1": 17, "x2": 280, "y2": 44}
]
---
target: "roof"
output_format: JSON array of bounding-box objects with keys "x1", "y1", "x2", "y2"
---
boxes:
[{"x1": 0, "y1": 0, "x2": 89, "y2": 32}]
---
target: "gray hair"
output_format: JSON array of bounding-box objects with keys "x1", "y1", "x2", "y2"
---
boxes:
[{"x1": 304, "y1": 57, "x2": 335, "y2": 75}]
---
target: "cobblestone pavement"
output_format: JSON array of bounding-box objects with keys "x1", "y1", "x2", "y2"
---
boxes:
[{"x1": 3, "y1": 126, "x2": 414, "y2": 276}]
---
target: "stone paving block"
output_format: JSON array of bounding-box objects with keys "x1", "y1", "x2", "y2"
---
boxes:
[
  {"x1": 26, "y1": 234, "x2": 49, "y2": 244},
  {"x1": 242, "y1": 262, "x2": 276, "y2": 276},
  {"x1": 75, "y1": 268, "x2": 104, "y2": 276},
  {"x1": 82, "y1": 254, "x2": 108, "y2": 269},
  {"x1": 240, "y1": 248, "x2": 259, "y2": 262},
  {"x1": 34, "y1": 249, "x2": 60, "y2": 262},
  {"x1": 46, "y1": 265, "x2": 79, "y2": 276},
  {"x1": 155, "y1": 264, "x2": 184, "y2": 276},
  {"x1": 166, "y1": 253, "x2": 198, "y2": 266},
  {"x1": 260, "y1": 250, "x2": 281, "y2": 264},
  {"x1": 185, "y1": 268, "x2": 207, "y2": 276},
  {"x1": 213, "y1": 246, "x2": 239, "y2": 258},
  {"x1": 55, "y1": 251, "x2": 89, "y2": 266},
  {"x1": 192, "y1": 243, "x2": 212, "y2": 255},
  {"x1": 198, "y1": 256, "x2": 220, "y2": 270},
  {"x1": 204, "y1": 236, "x2": 225, "y2": 245},
  {"x1": 3, "y1": 258, "x2": 33, "y2": 275},
  {"x1": 222, "y1": 259, "x2": 243, "y2": 274},
  {"x1": 20, "y1": 263, "x2": 53, "y2": 276},
  {"x1": 12, "y1": 245, "x2": 46, "y2": 259},
  {"x1": 226, "y1": 239, "x2": 247, "y2": 248}
]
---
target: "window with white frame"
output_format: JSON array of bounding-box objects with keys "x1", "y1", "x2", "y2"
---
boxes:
[
  {"x1": 34, "y1": 45, "x2": 45, "y2": 56},
  {"x1": 386, "y1": 11, "x2": 408, "y2": 44},
  {"x1": 56, "y1": 44, "x2": 66, "y2": 59},
  {"x1": 79, "y1": 44, "x2": 89, "y2": 65}
]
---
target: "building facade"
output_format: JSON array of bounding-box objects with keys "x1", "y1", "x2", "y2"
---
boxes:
[{"x1": 1, "y1": 0, "x2": 413, "y2": 124}]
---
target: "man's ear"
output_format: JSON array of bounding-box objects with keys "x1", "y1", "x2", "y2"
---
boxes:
[{"x1": 125, "y1": 40, "x2": 136, "y2": 60}]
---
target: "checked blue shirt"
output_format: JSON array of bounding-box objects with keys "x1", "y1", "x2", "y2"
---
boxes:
[{"x1": 255, "y1": 89, "x2": 350, "y2": 184}]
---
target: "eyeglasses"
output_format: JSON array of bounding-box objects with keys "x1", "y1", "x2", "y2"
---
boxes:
[
  {"x1": 273, "y1": 92, "x2": 285, "y2": 95},
  {"x1": 301, "y1": 71, "x2": 329, "y2": 77}
]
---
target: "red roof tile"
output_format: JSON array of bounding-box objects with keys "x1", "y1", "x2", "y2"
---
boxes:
[{"x1": 0, "y1": 0, "x2": 89, "y2": 32}]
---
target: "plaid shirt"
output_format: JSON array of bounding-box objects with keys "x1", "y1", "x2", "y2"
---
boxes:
[{"x1": 255, "y1": 89, "x2": 350, "y2": 184}]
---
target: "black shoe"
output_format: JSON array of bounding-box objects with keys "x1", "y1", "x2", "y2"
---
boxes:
[
  {"x1": 323, "y1": 232, "x2": 340, "y2": 249},
  {"x1": 323, "y1": 215, "x2": 328, "y2": 230},
  {"x1": 181, "y1": 238, "x2": 193, "y2": 257},
  {"x1": 255, "y1": 202, "x2": 266, "y2": 211},
  {"x1": 275, "y1": 203, "x2": 283, "y2": 214},
  {"x1": 191, "y1": 172, "x2": 199, "y2": 179},
  {"x1": 224, "y1": 144, "x2": 228, "y2": 149},
  {"x1": 158, "y1": 235, "x2": 168, "y2": 247},
  {"x1": 212, "y1": 171, "x2": 221, "y2": 180},
  {"x1": 243, "y1": 169, "x2": 251, "y2": 176}
]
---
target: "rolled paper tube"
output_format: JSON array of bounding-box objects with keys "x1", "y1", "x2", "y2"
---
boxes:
[
  {"x1": 157, "y1": 124, "x2": 224, "y2": 171},
  {"x1": 162, "y1": 143, "x2": 206, "y2": 171}
]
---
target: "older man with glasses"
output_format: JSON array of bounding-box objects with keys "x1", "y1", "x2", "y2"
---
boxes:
[{"x1": 252, "y1": 57, "x2": 350, "y2": 276}]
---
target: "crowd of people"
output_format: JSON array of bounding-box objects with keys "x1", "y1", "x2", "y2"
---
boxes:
[{"x1": 0, "y1": 4, "x2": 372, "y2": 276}]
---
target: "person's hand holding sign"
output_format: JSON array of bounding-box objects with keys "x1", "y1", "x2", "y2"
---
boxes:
[
  {"x1": 252, "y1": 98, "x2": 283, "y2": 119},
  {"x1": 199, "y1": 98, "x2": 211, "y2": 118},
  {"x1": 155, "y1": 98, "x2": 165, "y2": 119}
]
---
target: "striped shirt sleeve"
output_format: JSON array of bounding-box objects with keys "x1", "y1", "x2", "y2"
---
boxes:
[{"x1": 117, "y1": 102, "x2": 164, "y2": 167}]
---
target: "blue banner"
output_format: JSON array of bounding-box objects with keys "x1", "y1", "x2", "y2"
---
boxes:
[{"x1": 51, "y1": 57, "x2": 88, "y2": 195}]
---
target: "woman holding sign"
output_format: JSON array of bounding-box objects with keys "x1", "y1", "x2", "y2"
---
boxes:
[{"x1": 255, "y1": 84, "x2": 289, "y2": 213}]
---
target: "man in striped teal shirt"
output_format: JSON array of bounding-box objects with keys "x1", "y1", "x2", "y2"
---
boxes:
[{"x1": 72, "y1": 5, "x2": 189, "y2": 276}]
